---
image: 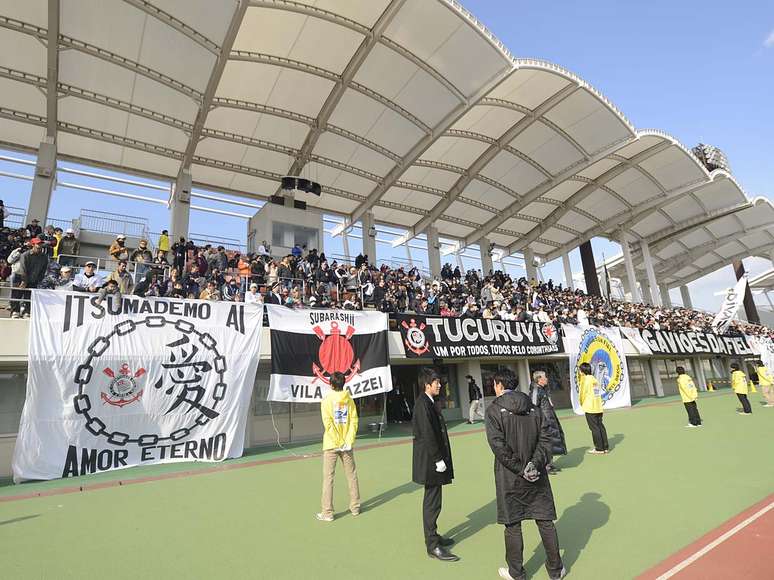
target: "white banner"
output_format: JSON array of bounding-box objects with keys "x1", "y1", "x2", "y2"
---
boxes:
[
  {"x1": 266, "y1": 305, "x2": 392, "y2": 402},
  {"x1": 712, "y1": 276, "x2": 747, "y2": 334},
  {"x1": 748, "y1": 335, "x2": 774, "y2": 370},
  {"x1": 13, "y1": 291, "x2": 263, "y2": 482},
  {"x1": 563, "y1": 325, "x2": 631, "y2": 415}
]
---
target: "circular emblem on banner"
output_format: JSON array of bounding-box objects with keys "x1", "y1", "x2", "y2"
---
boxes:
[
  {"x1": 541, "y1": 323, "x2": 559, "y2": 345},
  {"x1": 574, "y1": 328, "x2": 624, "y2": 403},
  {"x1": 312, "y1": 321, "x2": 361, "y2": 384},
  {"x1": 72, "y1": 316, "x2": 227, "y2": 447},
  {"x1": 400, "y1": 318, "x2": 430, "y2": 356}
]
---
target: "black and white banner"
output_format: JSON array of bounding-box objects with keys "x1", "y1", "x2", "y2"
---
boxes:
[
  {"x1": 712, "y1": 275, "x2": 747, "y2": 334},
  {"x1": 621, "y1": 328, "x2": 755, "y2": 357},
  {"x1": 13, "y1": 291, "x2": 263, "y2": 482},
  {"x1": 396, "y1": 315, "x2": 563, "y2": 359},
  {"x1": 266, "y1": 306, "x2": 392, "y2": 402}
]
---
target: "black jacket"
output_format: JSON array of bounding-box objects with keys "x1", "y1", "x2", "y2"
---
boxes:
[
  {"x1": 265, "y1": 292, "x2": 282, "y2": 305},
  {"x1": 530, "y1": 383, "x2": 567, "y2": 456},
  {"x1": 485, "y1": 390, "x2": 556, "y2": 525},
  {"x1": 412, "y1": 394, "x2": 454, "y2": 487},
  {"x1": 468, "y1": 380, "x2": 482, "y2": 402}
]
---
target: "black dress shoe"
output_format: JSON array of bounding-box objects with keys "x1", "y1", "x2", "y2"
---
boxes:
[
  {"x1": 439, "y1": 536, "x2": 455, "y2": 547},
  {"x1": 427, "y1": 546, "x2": 460, "y2": 562}
]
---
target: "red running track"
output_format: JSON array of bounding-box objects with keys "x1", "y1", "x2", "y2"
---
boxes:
[{"x1": 638, "y1": 493, "x2": 774, "y2": 579}]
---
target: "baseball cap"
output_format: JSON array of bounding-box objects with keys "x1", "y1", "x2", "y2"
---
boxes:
[
  {"x1": 85, "y1": 260, "x2": 96, "y2": 266},
  {"x1": 61, "y1": 266, "x2": 72, "y2": 273},
  {"x1": 117, "y1": 234, "x2": 127, "y2": 240},
  {"x1": 29, "y1": 238, "x2": 42, "y2": 245},
  {"x1": 66, "y1": 228, "x2": 74, "y2": 234}
]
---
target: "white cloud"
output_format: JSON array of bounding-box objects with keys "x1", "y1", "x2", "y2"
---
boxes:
[{"x1": 765, "y1": 29, "x2": 774, "y2": 48}]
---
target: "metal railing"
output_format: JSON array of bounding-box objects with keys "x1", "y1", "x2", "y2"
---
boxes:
[
  {"x1": 56, "y1": 254, "x2": 172, "y2": 286},
  {"x1": 78, "y1": 209, "x2": 151, "y2": 240}
]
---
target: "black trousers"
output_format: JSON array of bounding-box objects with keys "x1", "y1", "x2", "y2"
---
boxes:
[
  {"x1": 737, "y1": 393, "x2": 752, "y2": 414},
  {"x1": 10, "y1": 284, "x2": 30, "y2": 314},
  {"x1": 423, "y1": 484, "x2": 442, "y2": 550},
  {"x1": 585, "y1": 412, "x2": 608, "y2": 451},
  {"x1": 505, "y1": 520, "x2": 563, "y2": 580},
  {"x1": 684, "y1": 401, "x2": 702, "y2": 425}
]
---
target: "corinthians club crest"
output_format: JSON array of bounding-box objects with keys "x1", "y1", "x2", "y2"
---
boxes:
[
  {"x1": 401, "y1": 318, "x2": 430, "y2": 356},
  {"x1": 311, "y1": 321, "x2": 361, "y2": 385},
  {"x1": 101, "y1": 363, "x2": 146, "y2": 407}
]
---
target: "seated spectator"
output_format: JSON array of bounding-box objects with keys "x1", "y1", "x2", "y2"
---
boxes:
[
  {"x1": 134, "y1": 271, "x2": 161, "y2": 298},
  {"x1": 183, "y1": 265, "x2": 203, "y2": 298},
  {"x1": 109, "y1": 234, "x2": 129, "y2": 262},
  {"x1": 108, "y1": 260, "x2": 134, "y2": 295},
  {"x1": 58, "y1": 228, "x2": 80, "y2": 265},
  {"x1": 199, "y1": 280, "x2": 221, "y2": 301},
  {"x1": 73, "y1": 261, "x2": 103, "y2": 293},
  {"x1": 222, "y1": 277, "x2": 241, "y2": 302},
  {"x1": 96, "y1": 278, "x2": 121, "y2": 305},
  {"x1": 152, "y1": 249, "x2": 169, "y2": 270},
  {"x1": 40, "y1": 262, "x2": 73, "y2": 291},
  {"x1": 245, "y1": 283, "x2": 263, "y2": 305}
]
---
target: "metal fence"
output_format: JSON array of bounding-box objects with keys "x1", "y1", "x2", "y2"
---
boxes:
[{"x1": 78, "y1": 209, "x2": 150, "y2": 240}]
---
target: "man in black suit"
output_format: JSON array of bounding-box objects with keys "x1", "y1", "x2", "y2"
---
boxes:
[
  {"x1": 264, "y1": 282, "x2": 283, "y2": 305},
  {"x1": 412, "y1": 368, "x2": 459, "y2": 562}
]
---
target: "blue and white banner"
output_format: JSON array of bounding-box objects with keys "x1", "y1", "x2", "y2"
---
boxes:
[
  {"x1": 13, "y1": 291, "x2": 263, "y2": 482},
  {"x1": 563, "y1": 325, "x2": 631, "y2": 415}
]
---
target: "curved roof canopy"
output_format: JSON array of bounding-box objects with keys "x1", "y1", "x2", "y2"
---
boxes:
[{"x1": 0, "y1": 0, "x2": 769, "y2": 282}]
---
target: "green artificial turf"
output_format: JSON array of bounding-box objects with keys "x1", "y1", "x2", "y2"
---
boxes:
[{"x1": 1, "y1": 390, "x2": 772, "y2": 579}]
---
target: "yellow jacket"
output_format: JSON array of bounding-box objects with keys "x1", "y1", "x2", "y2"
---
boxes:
[
  {"x1": 677, "y1": 374, "x2": 698, "y2": 403},
  {"x1": 321, "y1": 389, "x2": 358, "y2": 450},
  {"x1": 731, "y1": 370, "x2": 748, "y2": 395},
  {"x1": 579, "y1": 374, "x2": 603, "y2": 414},
  {"x1": 757, "y1": 366, "x2": 773, "y2": 387},
  {"x1": 53, "y1": 232, "x2": 62, "y2": 258},
  {"x1": 158, "y1": 233, "x2": 170, "y2": 252}
]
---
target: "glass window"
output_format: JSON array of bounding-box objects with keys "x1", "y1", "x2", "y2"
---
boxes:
[
  {"x1": 627, "y1": 359, "x2": 652, "y2": 400},
  {"x1": 0, "y1": 372, "x2": 26, "y2": 435}
]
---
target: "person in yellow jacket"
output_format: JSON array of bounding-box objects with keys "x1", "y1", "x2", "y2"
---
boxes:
[
  {"x1": 316, "y1": 371, "x2": 360, "y2": 522},
  {"x1": 755, "y1": 360, "x2": 774, "y2": 407},
  {"x1": 579, "y1": 362, "x2": 609, "y2": 454},
  {"x1": 730, "y1": 362, "x2": 752, "y2": 415},
  {"x1": 676, "y1": 366, "x2": 702, "y2": 428},
  {"x1": 157, "y1": 229, "x2": 170, "y2": 257}
]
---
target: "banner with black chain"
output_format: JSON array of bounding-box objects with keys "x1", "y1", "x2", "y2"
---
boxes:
[
  {"x1": 12, "y1": 291, "x2": 263, "y2": 482},
  {"x1": 396, "y1": 314, "x2": 563, "y2": 359}
]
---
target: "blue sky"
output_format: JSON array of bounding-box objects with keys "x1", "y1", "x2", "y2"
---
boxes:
[{"x1": 1, "y1": 1, "x2": 772, "y2": 313}]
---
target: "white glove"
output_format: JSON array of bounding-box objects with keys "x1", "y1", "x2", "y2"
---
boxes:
[
  {"x1": 340, "y1": 443, "x2": 352, "y2": 452},
  {"x1": 435, "y1": 460, "x2": 447, "y2": 473}
]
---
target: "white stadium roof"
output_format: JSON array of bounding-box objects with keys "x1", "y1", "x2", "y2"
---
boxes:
[{"x1": 0, "y1": 0, "x2": 771, "y2": 286}]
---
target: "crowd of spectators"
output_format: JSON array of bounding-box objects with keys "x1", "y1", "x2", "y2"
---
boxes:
[{"x1": 0, "y1": 209, "x2": 772, "y2": 338}]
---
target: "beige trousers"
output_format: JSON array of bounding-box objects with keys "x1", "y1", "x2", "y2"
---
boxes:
[
  {"x1": 321, "y1": 449, "x2": 361, "y2": 517},
  {"x1": 762, "y1": 385, "x2": 774, "y2": 405}
]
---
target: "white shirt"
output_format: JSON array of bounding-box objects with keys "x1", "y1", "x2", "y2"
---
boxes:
[{"x1": 245, "y1": 291, "x2": 263, "y2": 305}]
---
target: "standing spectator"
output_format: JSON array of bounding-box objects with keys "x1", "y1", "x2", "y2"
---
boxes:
[
  {"x1": 58, "y1": 228, "x2": 79, "y2": 265},
  {"x1": 486, "y1": 371, "x2": 565, "y2": 580},
  {"x1": 756, "y1": 359, "x2": 774, "y2": 407},
  {"x1": 316, "y1": 371, "x2": 360, "y2": 522},
  {"x1": 109, "y1": 234, "x2": 129, "y2": 262},
  {"x1": 466, "y1": 375, "x2": 484, "y2": 424},
  {"x1": 107, "y1": 260, "x2": 134, "y2": 295},
  {"x1": 157, "y1": 229, "x2": 170, "y2": 257},
  {"x1": 172, "y1": 237, "x2": 187, "y2": 273},
  {"x1": 194, "y1": 248, "x2": 209, "y2": 277},
  {"x1": 26, "y1": 218, "x2": 42, "y2": 238},
  {"x1": 244, "y1": 283, "x2": 263, "y2": 306},
  {"x1": 412, "y1": 368, "x2": 458, "y2": 562},
  {"x1": 216, "y1": 246, "x2": 229, "y2": 272},
  {"x1": 277, "y1": 256, "x2": 293, "y2": 288},
  {"x1": 530, "y1": 371, "x2": 567, "y2": 473},
  {"x1": 291, "y1": 243, "x2": 303, "y2": 260},
  {"x1": 39, "y1": 224, "x2": 57, "y2": 258},
  {"x1": 579, "y1": 362, "x2": 609, "y2": 454},
  {"x1": 52, "y1": 227, "x2": 63, "y2": 258},
  {"x1": 731, "y1": 362, "x2": 752, "y2": 415},
  {"x1": 130, "y1": 239, "x2": 153, "y2": 277},
  {"x1": 0, "y1": 199, "x2": 8, "y2": 228},
  {"x1": 73, "y1": 261, "x2": 104, "y2": 293},
  {"x1": 12, "y1": 238, "x2": 48, "y2": 318},
  {"x1": 264, "y1": 281, "x2": 283, "y2": 305},
  {"x1": 676, "y1": 366, "x2": 702, "y2": 427},
  {"x1": 237, "y1": 254, "x2": 251, "y2": 293}
]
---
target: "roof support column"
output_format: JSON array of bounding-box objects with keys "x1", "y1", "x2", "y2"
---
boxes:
[
  {"x1": 733, "y1": 260, "x2": 760, "y2": 325},
  {"x1": 524, "y1": 248, "x2": 538, "y2": 282},
  {"x1": 427, "y1": 226, "x2": 441, "y2": 279},
  {"x1": 342, "y1": 229, "x2": 351, "y2": 263},
  {"x1": 579, "y1": 241, "x2": 601, "y2": 297},
  {"x1": 692, "y1": 357, "x2": 708, "y2": 392},
  {"x1": 170, "y1": 170, "x2": 191, "y2": 241},
  {"x1": 680, "y1": 285, "x2": 693, "y2": 309},
  {"x1": 769, "y1": 249, "x2": 774, "y2": 269},
  {"x1": 479, "y1": 238, "x2": 493, "y2": 276},
  {"x1": 27, "y1": 139, "x2": 57, "y2": 225},
  {"x1": 361, "y1": 211, "x2": 377, "y2": 265},
  {"x1": 619, "y1": 234, "x2": 641, "y2": 303},
  {"x1": 640, "y1": 239, "x2": 662, "y2": 306},
  {"x1": 562, "y1": 251, "x2": 574, "y2": 291},
  {"x1": 659, "y1": 284, "x2": 672, "y2": 308},
  {"x1": 638, "y1": 277, "x2": 653, "y2": 305}
]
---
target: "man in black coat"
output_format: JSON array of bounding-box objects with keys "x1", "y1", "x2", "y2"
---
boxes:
[
  {"x1": 486, "y1": 370, "x2": 565, "y2": 580},
  {"x1": 412, "y1": 368, "x2": 459, "y2": 562},
  {"x1": 529, "y1": 371, "x2": 567, "y2": 474},
  {"x1": 264, "y1": 282, "x2": 283, "y2": 304}
]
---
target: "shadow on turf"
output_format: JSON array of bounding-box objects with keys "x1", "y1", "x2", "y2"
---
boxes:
[
  {"x1": 444, "y1": 500, "x2": 497, "y2": 546},
  {"x1": 608, "y1": 433, "x2": 624, "y2": 450},
  {"x1": 358, "y1": 481, "x2": 420, "y2": 514},
  {"x1": 524, "y1": 492, "x2": 610, "y2": 576},
  {"x1": 0, "y1": 515, "x2": 40, "y2": 526}
]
